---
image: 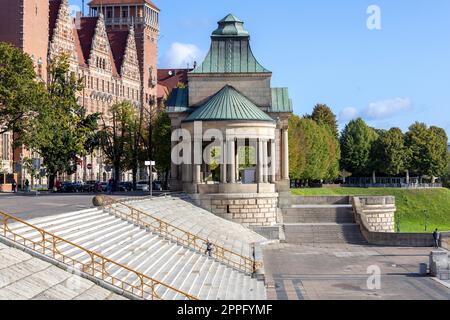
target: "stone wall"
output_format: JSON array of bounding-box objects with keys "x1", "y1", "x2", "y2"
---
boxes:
[
  {"x1": 355, "y1": 196, "x2": 396, "y2": 232},
  {"x1": 190, "y1": 193, "x2": 279, "y2": 227}
]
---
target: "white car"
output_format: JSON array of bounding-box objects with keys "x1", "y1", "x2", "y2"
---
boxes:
[{"x1": 136, "y1": 181, "x2": 149, "y2": 192}]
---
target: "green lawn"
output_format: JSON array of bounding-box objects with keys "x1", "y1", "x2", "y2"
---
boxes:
[{"x1": 291, "y1": 187, "x2": 450, "y2": 233}]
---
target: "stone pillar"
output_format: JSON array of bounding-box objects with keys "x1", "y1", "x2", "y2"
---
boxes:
[
  {"x1": 282, "y1": 128, "x2": 289, "y2": 180},
  {"x1": 193, "y1": 164, "x2": 201, "y2": 184},
  {"x1": 270, "y1": 139, "x2": 276, "y2": 183},
  {"x1": 257, "y1": 138, "x2": 264, "y2": 183},
  {"x1": 228, "y1": 139, "x2": 236, "y2": 184},
  {"x1": 221, "y1": 140, "x2": 227, "y2": 184},
  {"x1": 262, "y1": 140, "x2": 268, "y2": 183},
  {"x1": 170, "y1": 140, "x2": 178, "y2": 180}
]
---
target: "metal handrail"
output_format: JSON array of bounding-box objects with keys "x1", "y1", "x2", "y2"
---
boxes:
[
  {"x1": 0, "y1": 210, "x2": 197, "y2": 300},
  {"x1": 102, "y1": 196, "x2": 263, "y2": 275}
]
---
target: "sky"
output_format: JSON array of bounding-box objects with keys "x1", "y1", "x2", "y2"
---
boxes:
[{"x1": 70, "y1": 0, "x2": 450, "y2": 138}]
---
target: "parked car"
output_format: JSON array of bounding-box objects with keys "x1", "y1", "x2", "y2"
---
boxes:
[
  {"x1": 117, "y1": 182, "x2": 133, "y2": 192},
  {"x1": 82, "y1": 180, "x2": 98, "y2": 193},
  {"x1": 98, "y1": 182, "x2": 108, "y2": 192},
  {"x1": 136, "y1": 181, "x2": 149, "y2": 192},
  {"x1": 60, "y1": 182, "x2": 82, "y2": 193}
]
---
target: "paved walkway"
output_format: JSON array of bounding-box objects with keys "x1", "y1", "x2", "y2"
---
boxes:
[
  {"x1": 0, "y1": 192, "x2": 150, "y2": 220},
  {"x1": 0, "y1": 241, "x2": 127, "y2": 300},
  {"x1": 263, "y1": 243, "x2": 450, "y2": 300}
]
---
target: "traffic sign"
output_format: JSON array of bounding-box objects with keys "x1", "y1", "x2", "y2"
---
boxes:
[{"x1": 87, "y1": 163, "x2": 93, "y2": 170}]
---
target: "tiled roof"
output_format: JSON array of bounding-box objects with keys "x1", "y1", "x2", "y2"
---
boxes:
[
  {"x1": 73, "y1": 27, "x2": 87, "y2": 67},
  {"x1": 107, "y1": 30, "x2": 128, "y2": 73},
  {"x1": 77, "y1": 17, "x2": 98, "y2": 64},
  {"x1": 191, "y1": 14, "x2": 270, "y2": 74},
  {"x1": 183, "y1": 85, "x2": 274, "y2": 122},
  {"x1": 88, "y1": 0, "x2": 159, "y2": 11},
  {"x1": 270, "y1": 88, "x2": 293, "y2": 113},
  {"x1": 157, "y1": 69, "x2": 190, "y2": 95},
  {"x1": 157, "y1": 84, "x2": 169, "y2": 100},
  {"x1": 49, "y1": 0, "x2": 62, "y2": 42}
]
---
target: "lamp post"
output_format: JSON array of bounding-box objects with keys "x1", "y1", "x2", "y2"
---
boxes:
[{"x1": 423, "y1": 209, "x2": 429, "y2": 232}]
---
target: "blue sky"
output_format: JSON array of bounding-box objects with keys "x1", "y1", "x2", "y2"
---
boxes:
[{"x1": 71, "y1": 0, "x2": 450, "y2": 137}]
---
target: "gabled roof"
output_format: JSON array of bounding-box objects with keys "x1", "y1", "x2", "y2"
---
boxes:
[
  {"x1": 270, "y1": 88, "x2": 293, "y2": 113},
  {"x1": 183, "y1": 85, "x2": 274, "y2": 123},
  {"x1": 49, "y1": 0, "x2": 62, "y2": 42},
  {"x1": 107, "y1": 30, "x2": 128, "y2": 73},
  {"x1": 88, "y1": 0, "x2": 159, "y2": 11},
  {"x1": 77, "y1": 17, "x2": 98, "y2": 64},
  {"x1": 191, "y1": 14, "x2": 270, "y2": 74},
  {"x1": 73, "y1": 27, "x2": 87, "y2": 67}
]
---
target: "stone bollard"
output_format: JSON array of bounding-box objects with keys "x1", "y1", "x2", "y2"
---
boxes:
[
  {"x1": 429, "y1": 251, "x2": 449, "y2": 277},
  {"x1": 92, "y1": 195, "x2": 104, "y2": 207}
]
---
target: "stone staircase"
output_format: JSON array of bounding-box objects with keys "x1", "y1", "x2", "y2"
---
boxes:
[
  {"x1": 282, "y1": 197, "x2": 366, "y2": 245},
  {"x1": 7, "y1": 205, "x2": 267, "y2": 300}
]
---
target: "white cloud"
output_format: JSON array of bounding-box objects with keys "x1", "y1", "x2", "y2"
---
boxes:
[
  {"x1": 162, "y1": 42, "x2": 203, "y2": 68},
  {"x1": 363, "y1": 97, "x2": 411, "y2": 120},
  {"x1": 339, "y1": 107, "x2": 360, "y2": 122}
]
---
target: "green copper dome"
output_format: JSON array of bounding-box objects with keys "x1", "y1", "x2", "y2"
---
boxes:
[
  {"x1": 211, "y1": 14, "x2": 249, "y2": 38},
  {"x1": 184, "y1": 85, "x2": 274, "y2": 123},
  {"x1": 191, "y1": 14, "x2": 270, "y2": 74}
]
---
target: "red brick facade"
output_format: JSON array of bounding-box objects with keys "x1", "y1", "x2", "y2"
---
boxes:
[{"x1": 0, "y1": 0, "x2": 159, "y2": 184}]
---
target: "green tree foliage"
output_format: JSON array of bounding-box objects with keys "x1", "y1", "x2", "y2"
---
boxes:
[
  {"x1": 99, "y1": 101, "x2": 137, "y2": 185},
  {"x1": 404, "y1": 122, "x2": 449, "y2": 179},
  {"x1": 289, "y1": 115, "x2": 339, "y2": 181},
  {"x1": 428, "y1": 126, "x2": 449, "y2": 180},
  {"x1": 340, "y1": 118, "x2": 378, "y2": 176},
  {"x1": 0, "y1": 42, "x2": 47, "y2": 135},
  {"x1": 22, "y1": 55, "x2": 99, "y2": 187},
  {"x1": 152, "y1": 111, "x2": 172, "y2": 186},
  {"x1": 309, "y1": 103, "x2": 339, "y2": 139},
  {"x1": 371, "y1": 128, "x2": 408, "y2": 176}
]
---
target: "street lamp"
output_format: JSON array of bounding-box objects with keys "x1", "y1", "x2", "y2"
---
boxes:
[{"x1": 145, "y1": 160, "x2": 155, "y2": 197}]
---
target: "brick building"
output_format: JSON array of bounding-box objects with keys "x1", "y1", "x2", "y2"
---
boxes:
[{"x1": 0, "y1": 0, "x2": 159, "y2": 185}]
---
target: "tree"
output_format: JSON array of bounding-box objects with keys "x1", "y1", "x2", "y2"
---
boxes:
[
  {"x1": 152, "y1": 111, "x2": 172, "y2": 188},
  {"x1": 309, "y1": 103, "x2": 339, "y2": 139},
  {"x1": 340, "y1": 118, "x2": 378, "y2": 176},
  {"x1": 0, "y1": 42, "x2": 47, "y2": 135},
  {"x1": 427, "y1": 126, "x2": 449, "y2": 182},
  {"x1": 21, "y1": 54, "x2": 99, "y2": 188},
  {"x1": 371, "y1": 128, "x2": 408, "y2": 176},
  {"x1": 99, "y1": 101, "x2": 137, "y2": 187},
  {"x1": 289, "y1": 115, "x2": 339, "y2": 182}
]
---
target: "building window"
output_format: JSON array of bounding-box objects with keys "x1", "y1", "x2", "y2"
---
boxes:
[
  {"x1": 122, "y1": 8, "x2": 127, "y2": 18},
  {"x1": 106, "y1": 8, "x2": 113, "y2": 19},
  {"x1": 1, "y1": 133, "x2": 10, "y2": 161}
]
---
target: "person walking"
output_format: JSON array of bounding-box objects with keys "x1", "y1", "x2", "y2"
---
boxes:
[
  {"x1": 25, "y1": 179, "x2": 30, "y2": 193},
  {"x1": 107, "y1": 179, "x2": 113, "y2": 195},
  {"x1": 433, "y1": 229, "x2": 440, "y2": 249},
  {"x1": 12, "y1": 179, "x2": 16, "y2": 193},
  {"x1": 205, "y1": 239, "x2": 213, "y2": 257}
]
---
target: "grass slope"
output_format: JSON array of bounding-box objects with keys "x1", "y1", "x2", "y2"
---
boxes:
[{"x1": 291, "y1": 187, "x2": 450, "y2": 233}]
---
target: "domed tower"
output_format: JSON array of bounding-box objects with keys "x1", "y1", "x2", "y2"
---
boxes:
[{"x1": 167, "y1": 14, "x2": 293, "y2": 227}]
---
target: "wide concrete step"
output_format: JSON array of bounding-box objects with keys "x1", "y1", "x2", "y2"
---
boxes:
[
  {"x1": 283, "y1": 205, "x2": 354, "y2": 223},
  {"x1": 291, "y1": 196, "x2": 350, "y2": 205},
  {"x1": 11, "y1": 207, "x2": 266, "y2": 300},
  {"x1": 284, "y1": 223, "x2": 366, "y2": 244}
]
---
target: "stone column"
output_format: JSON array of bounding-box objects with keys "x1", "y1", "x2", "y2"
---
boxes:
[
  {"x1": 257, "y1": 138, "x2": 264, "y2": 183},
  {"x1": 282, "y1": 128, "x2": 289, "y2": 180},
  {"x1": 270, "y1": 139, "x2": 276, "y2": 183},
  {"x1": 221, "y1": 140, "x2": 227, "y2": 184},
  {"x1": 192, "y1": 164, "x2": 201, "y2": 184},
  {"x1": 170, "y1": 140, "x2": 178, "y2": 180},
  {"x1": 262, "y1": 140, "x2": 268, "y2": 183},
  {"x1": 228, "y1": 139, "x2": 236, "y2": 184}
]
